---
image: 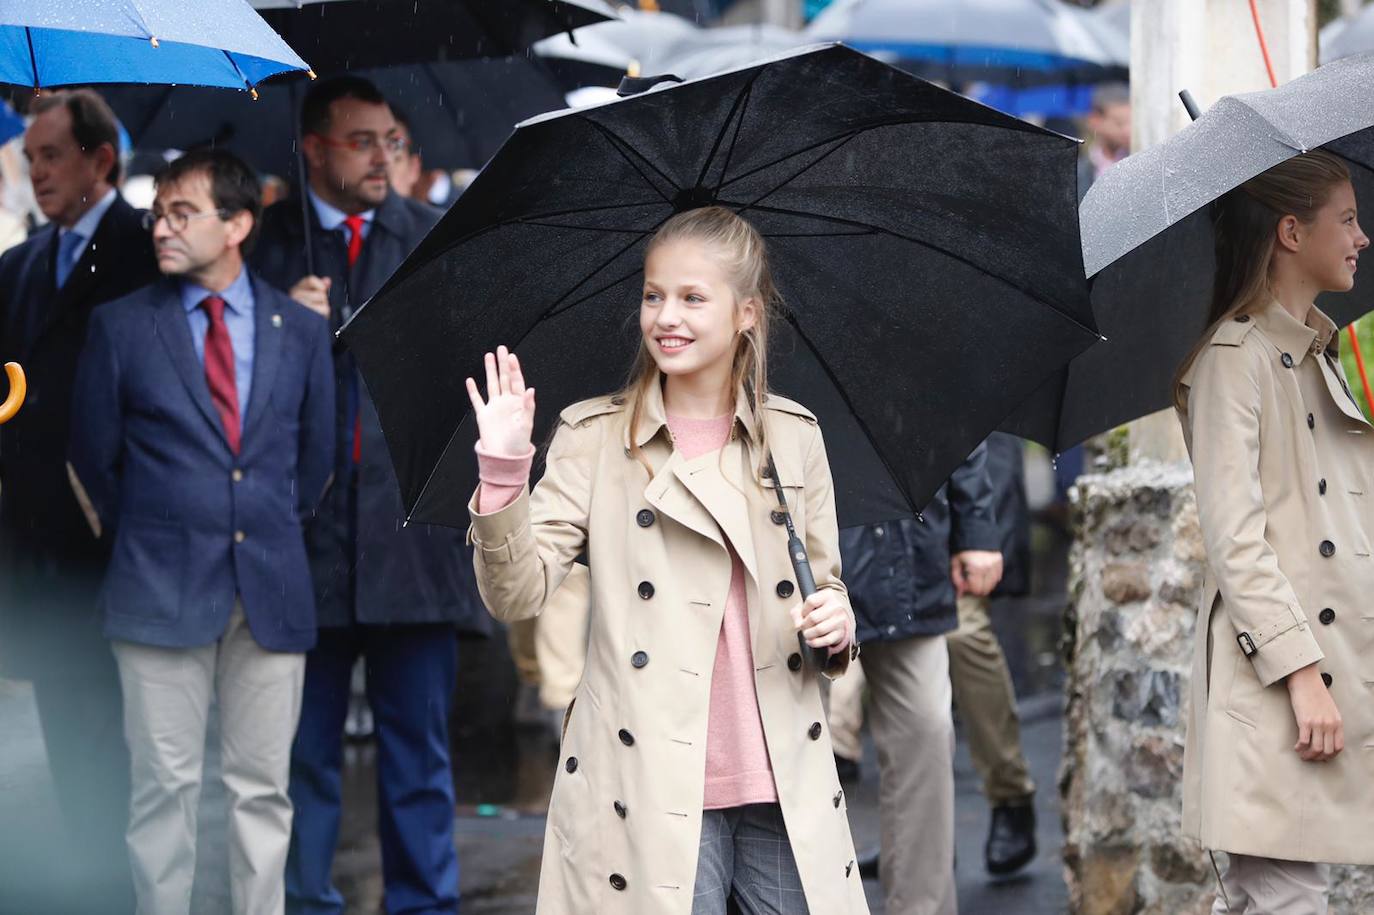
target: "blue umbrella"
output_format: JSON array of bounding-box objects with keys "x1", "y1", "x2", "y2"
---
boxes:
[
  {"x1": 807, "y1": 0, "x2": 1124, "y2": 88},
  {"x1": 0, "y1": 0, "x2": 311, "y2": 92}
]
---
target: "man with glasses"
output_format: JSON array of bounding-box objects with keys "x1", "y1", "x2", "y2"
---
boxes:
[
  {"x1": 68, "y1": 148, "x2": 334, "y2": 914},
  {"x1": 253, "y1": 76, "x2": 489, "y2": 915},
  {"x1": 0, "y1": 88, "x2": 156, "y2": 910}
]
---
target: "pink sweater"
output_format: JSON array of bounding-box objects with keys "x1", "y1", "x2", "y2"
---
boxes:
[{"x1": 475, "y1": 414, "x2": 777, "y2": 811}]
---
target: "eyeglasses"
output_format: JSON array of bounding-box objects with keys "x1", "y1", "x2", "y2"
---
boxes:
[
  {"x1": 142, "y1": 208, "x2": 230, "y2": 234},
  {"x1": 311, "y1": 133, "x2": 409, "y2": 155}
]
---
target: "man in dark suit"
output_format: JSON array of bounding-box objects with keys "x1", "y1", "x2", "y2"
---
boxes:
[
  {"x1": 0, "y1": 88, "x2": 157, "y2": 909},
  {"x1": 68, "y1": 149, "x2": 334, "y2": 914},
  {"x1": 252, "y1": 76, "x2": 488, "y2": 915}
]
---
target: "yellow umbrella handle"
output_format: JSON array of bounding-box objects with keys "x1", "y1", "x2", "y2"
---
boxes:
[{"x1": 0, "y1": 362, "x2": 27, "y2": 424}]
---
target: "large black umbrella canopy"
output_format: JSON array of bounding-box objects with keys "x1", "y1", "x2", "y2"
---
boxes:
[
  {"x1": 102, "y1": 57, "x2": 571, "y2": 177},
  {"x1": 254, "y1": 0, "x2": 616, "y2": 73},
  {"x1": 1002, "y1": 52, "x2": 1374, "y2": 453},
  {"x1": 341, "y1": 44, "x2": 1097, "y2": 530}
]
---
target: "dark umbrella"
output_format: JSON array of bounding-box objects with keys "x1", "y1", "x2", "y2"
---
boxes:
[
  {"x1": 254, "y1": 0, "x2": 616, "y2": 73},
  {"x1": 103, "y1": 57, "x2": 572, "y2": 177},
  {"x1": 1002, "y1": 51, "x2": 1374, "y2": 452},
  {"x1": 340, "y1": 44, "x2": 1097, "y2": 531}
]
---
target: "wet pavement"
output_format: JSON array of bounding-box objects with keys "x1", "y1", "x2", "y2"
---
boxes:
[{"x1": 0, "y1": 517, "x2": 1072, "y2": 915}]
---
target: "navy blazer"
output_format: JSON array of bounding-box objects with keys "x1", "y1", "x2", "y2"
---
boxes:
[
  {"x1": 69, "y1": 273, "x2": 335, "y2": 652},
  {"x1": 253, "y1": 191, "x2": 490, "y2": 635},
  {"x1": 0, "y1": 195, "x2": 159, "y2": 678}
]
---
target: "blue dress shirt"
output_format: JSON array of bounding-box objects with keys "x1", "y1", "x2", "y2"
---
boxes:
[{"x1": 182, "y1": 267, "x2": 256, "y2": 414}]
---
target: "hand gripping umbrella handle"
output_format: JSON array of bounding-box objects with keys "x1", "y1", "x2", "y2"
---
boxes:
[
  {"x1": 0, "y1": 362, "x2": 26, "y2": 424},
  {"x1": 764, "y1": 454, "x2": 835, "y2": 673}
]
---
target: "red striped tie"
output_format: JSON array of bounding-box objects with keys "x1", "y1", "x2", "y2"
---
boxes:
[{"x1": 201, "y1": 295, "x2": 241, "y2": 454}]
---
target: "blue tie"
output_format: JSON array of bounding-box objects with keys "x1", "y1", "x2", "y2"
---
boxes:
[{"x1": 55, "y1": 231, "x2": 85, "y2": 288}]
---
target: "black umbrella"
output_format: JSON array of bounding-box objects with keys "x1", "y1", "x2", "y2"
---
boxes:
[
  {"x1": 254, "y1": 0, "x2": 616, "y2": 73},
  {"x1": 340, "y1": 44, "x2": 1098, "y2": 531},
  {"x1": 103, "y1": 57, "x2": 573, "y2": 177},
  {"x1": 1002, "y1": 52, "x2": 1374, "y2": 452}
]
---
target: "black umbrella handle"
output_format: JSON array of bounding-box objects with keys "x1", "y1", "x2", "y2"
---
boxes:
[{"x1": 765, "y1": 454, "x2": 835, "y2": 672}]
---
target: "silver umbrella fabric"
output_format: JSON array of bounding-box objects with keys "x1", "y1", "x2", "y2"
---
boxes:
[
  {"x1": 339, "y1": 44, "x2": 1097, "y2": 529},
  {"x1": 1002, "y1": 52, "x2": 1374, "y2": 452}
]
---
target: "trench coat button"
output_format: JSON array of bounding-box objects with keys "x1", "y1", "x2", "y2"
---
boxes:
[
  {"x1": 1319, "y1": 608, "x2": 1336, "y2": 625},
  {"x1": 1322, "y1": 672, "x2": 1334, "y2": 688},
  {"x1": 618, "y1": 728, "x2": 635, "y2": 746},
  {"x1": 231, "y1": 468, "x2": 243, "y2": 483},
  {"x1": 631, "y1": 650, "x2": 649, "y2": 669},
  {"x1": 1319, "y1": 478, "x2": 1328, "y2": 496},
  {"x1": 1281, "y1": 352, "x2": 1294, "y2": 368},
  {"x1": 1308, "y1": 413, "x2": 1315, "y2": 429},
  {"x1": 565, "y1": 757, "x2": 578, "y2": 773},
  {"x1": 1320, "y1": 540, "x2": 1336, "y2": 558},
  {"x1": 638, "y1": 581, "x2": 655, "y2": 599},
  {"x1": 234, "y1": 530, "x2": 246, "y2": 544},
  {"x1": 1235, "y1": 314, "x2": 1250, "y2": 323},
  {"x1": 614, "y1": 801, "x2": 627, "y2": 818},
  {"x1": 636, "y1": 509, "x2": 655, "y2": 528},
  {"x1": 770, "y1": 510, "x2": 787, "y2": 525},
  {"x1": 808, "y1": 721, "x2": 822, "y2": 740},
  {"x1": 776, "y1": 580, "x2": 795, "y2": 599},
  {"x1": 609, "y1": 873, "x2": 627, "y2": 891},
  {"x1": 787, "y1": 652, "x2": 802, "y2": 672}
]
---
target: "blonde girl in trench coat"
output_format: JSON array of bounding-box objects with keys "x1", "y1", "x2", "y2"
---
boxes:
[
  {"x1": 463, "y1": 207, "x2": 870, "y2": 915},
  {"x1": 1176, "y1": 150, "x2": 1372, "y2": 913}
]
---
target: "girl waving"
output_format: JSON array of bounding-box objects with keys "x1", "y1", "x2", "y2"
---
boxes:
[{"x1": 466, "y1": 207, "x2": 868, "y2": 914}]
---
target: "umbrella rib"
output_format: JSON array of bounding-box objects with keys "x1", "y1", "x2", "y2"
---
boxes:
[
  {"x1": 729, "y1": 200, "x2": 1099, "y2": 339},
  {"x1": 579, "y1": 118, "x2": 677, "y2": 204},
  {"x1": 695, "y1": 68, "x2": 760, "y2": 191},
  {"x1": 777, "y1": 309, "x2": 921, "y2": 519},
  {"x1": 539, "y1": 215, "x2": 673, "y2": 320},
  {"x1": 25, "y1": 29, "x2": 38, "y2": 88},
  {"x1": 517, "y1": 220, "x2": 661, "y2": 234},
  {"x1": 718, "y1": 130, "x2": 864, "y2": 195},
  {"x1": 712, "y1": 77, "x2": 757, "y2": 197},
  {"x1": 220, "y1": 50, "x2": 253, "y2": 92}
]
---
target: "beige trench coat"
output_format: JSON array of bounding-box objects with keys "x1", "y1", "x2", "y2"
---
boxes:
[
  {"x1": 467, "y1": 379, "x2": 869, "y2": 914},
  {"x1": 1178, "y1": 298, "x2": 1374, "y2": 865}
]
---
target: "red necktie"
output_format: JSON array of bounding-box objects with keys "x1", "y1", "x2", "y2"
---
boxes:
[
  {"x1": 201, "y1": 295, "x2": 241, "y2": 454},
  {"x1": 345, "y1": 214, "x2": 365, "y2": 463}
]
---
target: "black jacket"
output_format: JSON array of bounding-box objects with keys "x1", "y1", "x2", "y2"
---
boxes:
[
  {"x1": 0, "y1": 196, "x2": 159, "y2": 678},
  {"x1": 252, "y1": 191, "x2": 489, "y2": 634},
  {"x1": 985, "y1": 432, "x2": 1031, "y2": 598},
  {"x1": 840, "y1": 440, "x2": 1000, "y2": 642}
]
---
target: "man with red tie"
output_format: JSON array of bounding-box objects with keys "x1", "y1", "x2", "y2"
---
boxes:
[
  {"x1": 68, "y1": 148, "x2": 335, "y2": 914},
  {"x1": 252, "y1": 77, "x2": 489, "y2": 915}
]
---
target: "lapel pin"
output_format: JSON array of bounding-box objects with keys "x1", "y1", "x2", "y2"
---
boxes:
[{"x1": 272, "y1": 314, "x2": 282, "y2": 328}]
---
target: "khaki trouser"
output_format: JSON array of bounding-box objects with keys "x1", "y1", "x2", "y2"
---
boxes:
[
  {"x1": 862, "y1": 633, "x2": 956, "y2": 915},
  {"x1": 828, "y1": 596, "x2": 1035, "y2": 804},
  {"x1": 1211, "y1": 854, "x2": 1329, "y2": 914},
  {"x1": 113, "y1": 606, "x2": 305, "y2": 915},
  {"x1": 946, "y1": 595, "x2": 1035, "y2": 803},
  {"x1": 509, "y1": 563, "x2": 593, "y2": 711}
]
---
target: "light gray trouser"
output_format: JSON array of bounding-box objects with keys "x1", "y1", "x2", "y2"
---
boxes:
[{"x1": 1211, "y1": 853, "x2": 1330, "y2": 914}]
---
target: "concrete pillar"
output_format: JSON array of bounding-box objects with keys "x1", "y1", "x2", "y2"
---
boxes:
[{"x1": 1124, "y1": 0, "x2": 1316, "y2": 464}]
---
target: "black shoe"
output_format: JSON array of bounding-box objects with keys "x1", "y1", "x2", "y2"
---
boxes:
[
  {"x1": 834, "y1": 754, "x2": 860, "y2": 784},
  {"x1": 857, "y1": 847, "x2": 880, "y2": 879},
  {"x1": 985, "y1": 800, "x2": 1037, "y2": 876}
]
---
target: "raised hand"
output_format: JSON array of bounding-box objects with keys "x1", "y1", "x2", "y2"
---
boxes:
[{"x1": 465, "y1": 345, "x2": 536, "y2": 456}]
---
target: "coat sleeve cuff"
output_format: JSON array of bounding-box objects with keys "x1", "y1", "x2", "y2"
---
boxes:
[
  {"x1": 1249, "y1": 623, "x2": 1325, "y2": 688},
  {"x1": 467, "y1": 484, "x2": 534, "y2": 565},
  {"x1": 950, "y1": 518, "x2": 1001, "y2": 554}
]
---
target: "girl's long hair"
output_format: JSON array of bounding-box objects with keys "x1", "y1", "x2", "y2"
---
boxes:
[
  {"x1": 1173, "y1": 149, "x2": 1351, "y2": 409},
  {"x1": 620, "y1": 206, "x2": 778, "y2": 479}
]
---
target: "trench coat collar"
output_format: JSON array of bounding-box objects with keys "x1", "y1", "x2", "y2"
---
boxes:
[
  {"x1": 1253, "y1": 297, "x2": 1337, "y2": 365},
  {"x1": 626, "y1": 372, "x2": 760, "y2": 451}
]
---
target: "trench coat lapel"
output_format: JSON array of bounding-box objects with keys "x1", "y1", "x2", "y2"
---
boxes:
[
  {"x1": 1320, "y1": 351, "x2": 1371, "y2": 426},
  {"x1": 670, "y1": 438, "x2": 761, "y2": 587}
]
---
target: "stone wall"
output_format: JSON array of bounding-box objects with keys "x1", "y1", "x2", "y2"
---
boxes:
[{"x1": 1061, "y1": 462, "x2": 1374, "y2": 914}]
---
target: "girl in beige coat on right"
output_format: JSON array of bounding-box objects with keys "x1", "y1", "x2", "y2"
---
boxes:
[{"x1": 1176, "y1": 150, "x2": 1371, "y2": 913}]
